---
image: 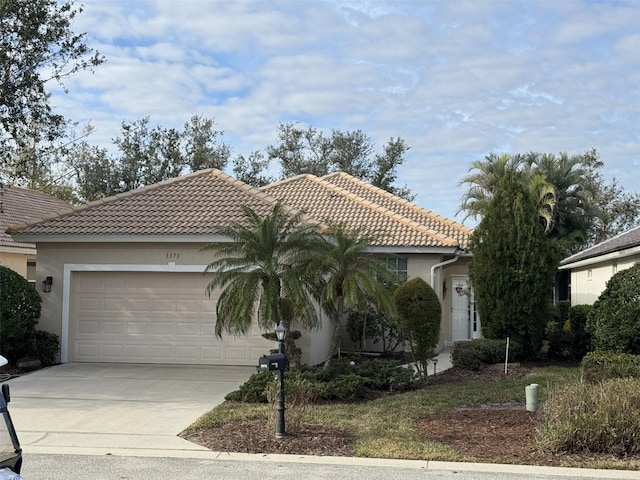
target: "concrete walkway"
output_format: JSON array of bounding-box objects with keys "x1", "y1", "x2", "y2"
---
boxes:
[{"x1": 7, "y1": 362, "x2": 255, "y2": 456}]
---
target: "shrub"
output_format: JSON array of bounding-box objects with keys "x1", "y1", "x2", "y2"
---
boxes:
[
  {"x1": 580, "y1": 351, "x2": 640, "y2": 384},
  {"x1": 321, "y1": 373, "x2": 369, "y2": 401},
  {"x1": 538, "y1": 377, "x2": 640, "y2": 456},
  {"x1": 544, "y1": 320, "x2": 574, "y2": 359},
  {"x1": 0, "y1": 266, "x2": 42, "y2": 363},
  {"x1": 587, "y1": 263, "x2": 640, "y2": 354},
  {"x1": 31, "y1": 330, "x2": 60, "y2": 366},
  {"x1": 225, "y1": 372, "x2": 273, "y2": 403},
  {"x1": 451, "y1": 338, "x2": 522, "y2": 370},
  {"x1": 568, "y1": 304, "x2": 592, "y2": 359},
  {"x1": 352, "y1": 358, "x2": 416, "y2": 392},
  {"x1": 345, "y1": 305, "x2": 405, "y2": 353},
  {"x1": 226, "y1": 356, "x2": 418, "y2": 404},
  {"x1": 265, "y1": 370, "x2": 319, "y2": 433},
  {"x1": 394, "y1": 277, "x2": 441, "y2": 378}
]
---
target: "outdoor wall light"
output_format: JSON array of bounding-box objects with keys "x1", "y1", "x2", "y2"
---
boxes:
[{"x1": 42, "y1": 276, "x2": 52, "y2": 293}]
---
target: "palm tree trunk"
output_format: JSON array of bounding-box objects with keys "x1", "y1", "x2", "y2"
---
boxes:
[{"x1": 323, "y1": 296, "x2": 344, "y2": 372}]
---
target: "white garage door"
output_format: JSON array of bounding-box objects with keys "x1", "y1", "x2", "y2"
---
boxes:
[{"x1": 70, "y1": 271, "x2": 270, "y2": 365}]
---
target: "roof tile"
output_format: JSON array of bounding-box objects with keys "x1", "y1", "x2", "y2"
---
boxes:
[{"x1": 262, "y1": 173, "x2": 468, "y2": 248}]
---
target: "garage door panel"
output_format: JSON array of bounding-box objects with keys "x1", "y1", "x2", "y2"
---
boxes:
[{"x1": 70, "y1": 271, "x2": 268, "y2": 365}]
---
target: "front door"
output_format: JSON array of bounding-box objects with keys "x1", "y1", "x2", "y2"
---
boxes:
[{"x1": 451, "y1": 276, "x2": 471, "y2": 342}]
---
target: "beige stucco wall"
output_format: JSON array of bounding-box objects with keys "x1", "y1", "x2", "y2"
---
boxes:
[
  {"x1": 34, "y1": 241, "x2": 333, "y2": 365},
  {"x1": 0, "y1": 250, "x2": 36, "y2": 279},
  {"x1": 570, "y1": 254, "x2": 640, "y2": 305}
]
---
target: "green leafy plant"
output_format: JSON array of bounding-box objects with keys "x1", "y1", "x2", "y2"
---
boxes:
[
  {"x1": 31, "y1": 330, "x2": 60, "y2": 366},
  {"x1": 0, "y1": 266, "x2": 42, "y2": 363},
  {"x1": 451, "y1": 338, "x2": 522, "y2": 370},
  {"x1": 580, "y1": 351, "x2": 640, "y2": 384},
  {"x1": 587, "y1": 263, "x2": 640, "y2": 354},
  {"x1": 345, "y1": 304, "x2": 405, "y2": 353},
  {"x1": 394, "y1": 277, "x2": 440, "y2": 378}
]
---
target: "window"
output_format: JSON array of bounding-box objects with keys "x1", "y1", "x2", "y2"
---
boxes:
[
  {"x1": 381, "y1": 257, "x2": 408, "y2": 282},
  {"x1": 587, "y1": 269, "x2": 593, "y2": 281},
  {"x1": 612, "y1": 263, "x2": 618, "y2": 275}
]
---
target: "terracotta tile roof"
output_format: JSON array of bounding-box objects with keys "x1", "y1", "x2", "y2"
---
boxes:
[
  {"x1": 560, "y1": 225, "x2": 640, "y2": 266},
  {"x1": 8, "y1": 169, "x2": 471, "y2": 251},
  {"x1": 8, "y1": 170, "x2": 285, "y2": 237},
  {"x1": 0, "y1": 186, "x2": 71, "y2": 249},
  {"x1": 321, "y1": 172, "x2": 472, "y2": 248},
  {"x1": 262, "y1": 173, "x2": 466, "y2": 249}
]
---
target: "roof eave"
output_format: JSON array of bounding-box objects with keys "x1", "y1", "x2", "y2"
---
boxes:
[
  {"x1": 9, "y1": 234, "x2": 233, "y2": 244},
  {"x1": 558, "y1": 244, "x2": 640, "y2": 270}
]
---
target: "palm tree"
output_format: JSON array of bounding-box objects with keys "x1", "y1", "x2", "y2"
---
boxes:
[
  {"x1": 459, "y1": 152, "x2": 557, "y2": 233},
  {"x1": 319, "y1": 225, "x2": 397, "y2": 371},
  {"x1": 524, "y1": 151, "x2": 601, "y2": 253},
  {"x1": 201, "y1": 203, "x2": 325, "y2": 339}
]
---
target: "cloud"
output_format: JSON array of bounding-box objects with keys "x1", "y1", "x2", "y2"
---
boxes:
[{"x1": 46, "y1": 0, "x2": 640, "y2": 223}]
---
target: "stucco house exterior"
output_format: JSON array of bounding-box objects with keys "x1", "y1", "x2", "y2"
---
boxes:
[
  {"x1": 8, "y1": 169, "x2": 473, "y2": 366},
  {"x1": 558, "y1": 225, "x2": 640, "y2": 305},
  {"x1": 0, "y1": 185, "x2": 70, "y2": 282}
]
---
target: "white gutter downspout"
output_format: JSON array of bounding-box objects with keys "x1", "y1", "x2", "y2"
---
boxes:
[{"x1": 431, "y1": 250, "x2": 462, "y2": 300}]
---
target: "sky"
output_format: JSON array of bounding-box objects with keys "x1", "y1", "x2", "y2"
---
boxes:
[{"x1": 49, "y1": 0, "x2": 640, "y2": 224}]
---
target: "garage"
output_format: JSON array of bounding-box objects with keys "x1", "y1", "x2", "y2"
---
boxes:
[{"x1": 69, "y1": 271, "x2": 269, "y2": 365}]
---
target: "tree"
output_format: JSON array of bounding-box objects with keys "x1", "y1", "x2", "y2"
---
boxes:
[
  {"x1": 0, "y1": 266, "x2": 42, "y2": 363},
  {"x1": 0, "y1": 0, "x2": 104, "y2": 172},
  {"x1": 587, "y1": 264, "x2": 640, "y2": 354},
  {"x1": 201, "y1": 203, "x2": 325, "y2": 338},
  {"x1": 266, "y1": 122, "x2": 413, "y2": 200},
  {"x1": 469, "y1": 169, "x2": 560, "y2": 359},
  {"x1": 460, "y1": 150, "x2": 640, "y2": 254},
  {"x1": 319, "y1": 225, "x2": 396, "y2": 371},
  {"x1": 67, "y1": 115, "x2": 230, "y2": 202},
  {"x1": 232, "y1": 151, "x2": 276, "y2": 187},
  {"x1": 394, "y1": 277, "x2": 441, "y2": 378},
  {"x1": 587, "y1": 177, "x2": 640, "y2": 246}
]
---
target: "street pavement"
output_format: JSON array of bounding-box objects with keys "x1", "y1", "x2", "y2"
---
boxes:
[{"x1": 19, "y1": 453, "x2": 639, "y2": 480}]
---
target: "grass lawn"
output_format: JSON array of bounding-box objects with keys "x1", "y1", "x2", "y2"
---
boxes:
[{"x1": 183, "y1": 365, "x2": 639, "y2": 465}]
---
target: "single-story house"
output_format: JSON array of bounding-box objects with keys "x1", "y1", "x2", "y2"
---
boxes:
[
  {"x1": 0, "y1": 185, "x2": 71, "y2": 282},
  {"x1": 557, "y1": 225, "x2": 640, "y2": 305},
  {"x1": 8, "y1": 169, "x2": 473, "y2": 366}
]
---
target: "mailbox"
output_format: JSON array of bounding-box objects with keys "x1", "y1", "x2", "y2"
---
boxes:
[{"x1": 258, "y1": 353, "x2": 286, "y2": 372}]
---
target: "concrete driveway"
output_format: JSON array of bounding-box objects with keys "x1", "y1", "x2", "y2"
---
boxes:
[{"x1": 5, "y1": 363, "x2": 255, "y2": 456}]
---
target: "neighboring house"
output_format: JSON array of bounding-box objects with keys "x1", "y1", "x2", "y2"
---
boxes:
[
  {"x1": 8, "y1": 169, "x2": 473, "y2": 367},
  {"x1": 557, "y1": 225, "x2": 640, "y2": 305},
  {"x1": 0, "y1": 185, "x2": 71, "y2": 283}
]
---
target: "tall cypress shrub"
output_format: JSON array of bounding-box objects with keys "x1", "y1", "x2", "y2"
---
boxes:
[{"x1": 468, "y1": 169, "x2": 559, "y2": 359}]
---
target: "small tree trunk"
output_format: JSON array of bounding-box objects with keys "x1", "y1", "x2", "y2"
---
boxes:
[{"x1": 323, "y1": 296, "x2": 344, "y2": 372}]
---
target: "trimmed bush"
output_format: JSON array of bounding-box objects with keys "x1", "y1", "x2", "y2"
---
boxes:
[
  {"x1": 580, "y1": 351, "x2": 640, "y2": 384},
  {"x1": 394, "y1": 277, "x2": 441, "y2": 377},
  {"x1": 31, "y1": 330, "x2": 60, "y2": 366},
  {"x1": 0, "y1": 266, "x2": 42, "y2": 363},
  {"x1": 587, "y1": 263, "x2": 640, "y2": 354},
  {"x1": 451, "y1": 338, "x2": 522, "y2": 370},
  {"x1": 538, "y1": 377, "x2": 640, "y2": 456}
]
